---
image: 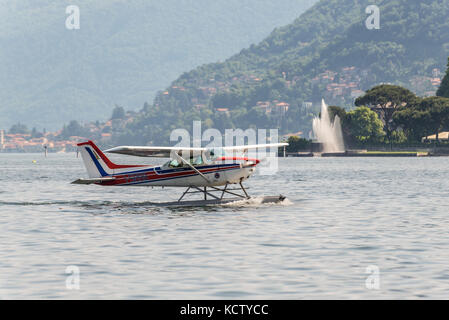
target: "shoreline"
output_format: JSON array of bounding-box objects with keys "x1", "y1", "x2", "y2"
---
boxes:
[{"x1": 285, "y1": 151, "x2": 446, "y2": 157}]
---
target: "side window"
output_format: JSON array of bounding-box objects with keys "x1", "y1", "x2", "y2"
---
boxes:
[
  {"x1": 169, "y1": 159, "x2": 183, "y2": 168},
  {"x1": 190, "y1": 156, "x2": 203, "y2": 166},
  {"x1": 206, "y1": 149, "x2": 226, "y2": 162}
]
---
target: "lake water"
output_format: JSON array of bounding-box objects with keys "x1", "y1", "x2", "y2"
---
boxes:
[{"x1": 1, "y1": 153, "x2": 449, "y2": 299}]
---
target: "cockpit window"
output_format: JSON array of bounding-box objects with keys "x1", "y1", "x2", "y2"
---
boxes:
[
  {"x1": 168, "y1": 159, "x2": 182, "y2": 168},
  {"x1": 190, "y1": 155, "x2": 203, "y2": 166},
  {"x1": 208, "y1": 148, "x2": 226, "y2": 160},
  {"x1": 166, "y1": 155, "x2": 203, "y2": 168}
]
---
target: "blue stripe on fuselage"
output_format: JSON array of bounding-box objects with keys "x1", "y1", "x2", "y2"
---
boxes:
[{"x1": 111, "y1": 163, "x2": 239, "y2": 176}]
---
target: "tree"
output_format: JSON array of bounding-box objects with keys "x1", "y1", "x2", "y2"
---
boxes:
[
  {"x1": 354, "y1": 85, "x2": 417, "y2": 142},
  {"x1": 394, "y1": 96, "x2": 449, "y2": 142},
  {"x1": 437, "y1": 57, "x2": 449, "y2": 98},
  {"x1": 9, "y1": 123, "x2": 29, "y2": 134},
  {"x1": 111, "y1": 105, "x2": 126, "y2": 120},
  {"x1": 327, "y1": 106, "x2": 347, "y2": 123},
  {"x1": 345, "y1": 106, "x2": 385, "y2": 144},
  {"x1": 393, "y1": 106, "x2": 432, "y2": 142},
  {"x1": 61, "y1": 120, "x2": 88, "y2": 139},
  {"x1": 31, "y1": 127, "x2": 43, "y2": 138},
  {"x1": 286, "y1": 136, "x2": 311, "y2": 152},
  {"x1": 418, "y1": 96, "x2": 449, "y2": 141}
]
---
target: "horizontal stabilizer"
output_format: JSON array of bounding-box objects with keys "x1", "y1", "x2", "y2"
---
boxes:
[{"x1": 71, "y1": 177, "x2": 116, "y2": 185}]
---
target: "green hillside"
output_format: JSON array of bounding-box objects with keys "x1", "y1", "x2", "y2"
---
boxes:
[
  {"x1": 117, "y1": 0, "x2": 449, "y2": 145},
  {"x1": 0, "y1": 0, "x2": 316, "y2": 130}
]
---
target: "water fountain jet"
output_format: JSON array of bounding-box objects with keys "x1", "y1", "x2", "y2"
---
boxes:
[{"x1": 312, "y1": 99, "x2": 345, "y2": 155}]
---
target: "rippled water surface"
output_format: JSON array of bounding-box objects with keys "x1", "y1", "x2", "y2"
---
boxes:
[{"x1": 1, "y1": 153, "x2": 449, "y2": 299}]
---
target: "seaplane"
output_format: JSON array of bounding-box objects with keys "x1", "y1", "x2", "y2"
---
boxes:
[{"x1": 72, "y1": 140, "x2": 288, "y2": 206}]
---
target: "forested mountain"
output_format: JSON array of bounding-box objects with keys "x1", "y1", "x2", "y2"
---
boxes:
[
  {"x1": 117, "y1": 0, "x2": 449, "y2": 145},
  {"x1": 0, "y1": 0, "x2": 317, "y2": 129}
]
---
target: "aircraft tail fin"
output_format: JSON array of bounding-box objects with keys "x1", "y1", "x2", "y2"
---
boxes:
[
  {"x1": 77, "y1": 141, "x2": 114, "y2": 178},
  {"x1": 76, "y1": 141, "x2": 148, "y2": 179}
]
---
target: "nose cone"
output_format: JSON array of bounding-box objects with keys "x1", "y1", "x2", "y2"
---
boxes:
[{"x1": 242, "y1": 159, "x2": 260, "y2": 168}]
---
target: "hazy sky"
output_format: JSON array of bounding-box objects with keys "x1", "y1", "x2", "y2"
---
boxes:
[{"x1": 0, "y1": 0, "x2": 318, "y2": 129}]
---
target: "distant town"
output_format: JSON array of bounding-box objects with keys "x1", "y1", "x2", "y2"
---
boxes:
[
  {"x1": 0, "y1": 130, "x2": 79, "y2": 153},
  {"x1": 0, "y1": 110, "x2": 137, "y2": 153}
]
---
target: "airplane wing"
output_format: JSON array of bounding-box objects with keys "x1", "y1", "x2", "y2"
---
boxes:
[
  {"x1": 105, "y1": 143, "x2": 288, "y2": 158},
  {"x1": 104, "y1": 146, "x2": 206, "y2": 158},
  {"x1": 221, "y1": 143, "x2": 288, "y2": 152}
]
